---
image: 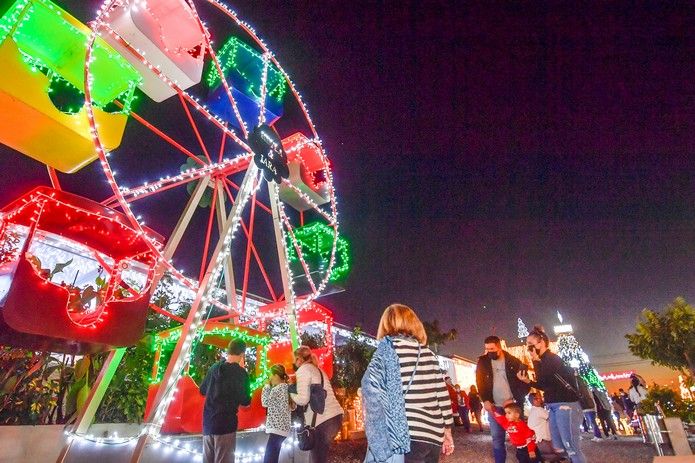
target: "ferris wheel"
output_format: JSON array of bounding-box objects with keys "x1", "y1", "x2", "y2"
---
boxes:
[
  {"x1": 0, "y1": 0, "x2": 345, "y2": 457},
  {"x1": 86, "y1": 0, "x2": 342, "y2": 334}
]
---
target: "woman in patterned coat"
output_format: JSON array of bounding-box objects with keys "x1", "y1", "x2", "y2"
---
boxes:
[{"x1": 363, "y1": 304, "x2": 455, "y2": 463}]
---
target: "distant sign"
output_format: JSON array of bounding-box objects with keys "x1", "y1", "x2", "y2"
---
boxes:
[
  {"x1": 599, "y1": 371, "x2": 634, "y2": 381},
  {"x1": 553, "y1": 324, "x2": 573, "y2": 335}
]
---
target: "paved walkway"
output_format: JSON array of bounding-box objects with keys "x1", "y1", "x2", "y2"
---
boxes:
[{"x1": 329, "y1": 428, "x2": 658, "y2": 462}]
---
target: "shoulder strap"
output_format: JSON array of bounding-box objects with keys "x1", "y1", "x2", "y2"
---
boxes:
[
  {"x1": 404, "y1": 345, "x2": 421, "y2": 395},
  {"x1": 309, "y1": 366, "x2": 324, "y2": 428},
  {"x1": 554, "y1": 372, "x2": 580, "y2": 397}
]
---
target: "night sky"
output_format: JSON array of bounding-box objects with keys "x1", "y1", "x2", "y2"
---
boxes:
[{"x1": 3, "y1": 0, "x2": 695, "y2": 384}]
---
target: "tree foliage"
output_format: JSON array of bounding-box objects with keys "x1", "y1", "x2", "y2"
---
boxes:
[
  {"x1": 332, "y1": 327, "x2": 375, "y2": 398},
  {"x1": 423, "y1": 319, "x2": 457, "y2": 354},
  {"x1": 96, "y1": 274, "x2": 192, "y2": 423},
  {"x1": 638, "y1": 383, "x2": 695, "y2": 423},
  {"x1": 626, "y1": 297, "x2": 695, "y2": 383},
  {"x1": 0, "y1": 349, "x2": 102, "y2": 425},
  {"x1": 300, "y1": 331, "x2": 326, "y2": 349}
]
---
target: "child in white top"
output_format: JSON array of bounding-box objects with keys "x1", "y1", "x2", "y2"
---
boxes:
[
  {"x1": 527, "y1": 392, "x2": 564, "y2": 458},
  {"x1": 261, "y1": 364, "x2": 294, "y2": 463}
]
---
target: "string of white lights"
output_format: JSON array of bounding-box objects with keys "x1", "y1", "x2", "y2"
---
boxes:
[
  {"x1": 77, "y1": 0, "x2": 345, "y2": 449},
  {"x1": 183, "y1": 0, "x2": 248, "y2": 138},
  {"x1": 148, "y1": 168, "x2": 262, "y2": 436},
  {"x1": 114, "y1": 154, "x2": 250, "y2": 201},
  {"x1": 257, "y1": 52, "x2": 270, "y2": 126}
]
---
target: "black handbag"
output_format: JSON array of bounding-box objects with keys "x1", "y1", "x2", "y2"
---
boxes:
[
  {"x1": 553, "y1": 372, "x2": 594, "y2": 410},
  {"x1": 296, "y1": 369, "x2": 325, "y2": 451}
]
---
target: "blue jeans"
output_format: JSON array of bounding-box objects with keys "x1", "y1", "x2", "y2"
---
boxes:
[
  {"x1": 548, "y1": 402, "x2": 586, "y2": 463},
  {"x1": 458, "y1": 405, "x2": 471, "y2": 431},
  {"x1": 488, "y1": 406, "x2": 507, "y2": 463},
  {"x1": 583, "y1": 410, "x2": 602, "y2": 438},
  {"x1": 311, "y1": 414, "x2": 343, "y2": 463}
]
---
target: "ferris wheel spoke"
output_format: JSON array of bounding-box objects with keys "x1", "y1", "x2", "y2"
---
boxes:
[
  {"x1": 149, "y1": 303, "x2": 186, "y2": 324},
  {"x1": 113, "y1": 100, "x2": 206, "y2": 167},
  {"x1": 279, "y1": 180, "x2": 336, "y2": 224},
  {"x1": 258, "y1": 52, "x2": 270, "y2": 126},
  {"x1": 282, "y1": 211, "x2": 317, "y2": 294},
  {"x1": 268, "y1": 182, "x2": 300, "y2": 346},
  {"x1": 99, "y1": 23, "x2": 252, "y2": 154},
  {"x1": 198, "y1": 184, "x2": 219, "y2": 283},
  {"x1": 240, "y1": 186, "x2": 259, "y2": 314},
  {"x1": 146, "y1": 176, "x2": 212, "y2": 296},
  {"x1": 221, "y1": 179, "x2": 278, "y2": 301},
  {"x1": 214, "y1": 183, "x2": 238, "y2": 310},
  {"x1": 222, "y1": 177, "x2": 272, "y2": 215},
  {"x1": 100, "y1": 154, "x2": 251, "y2": 207},
  {"x1": 178, "y1": 93, "x2": 213, "y2": 164},
  {"x1": 217, "y1": 123, "x2": 228, "y2": 163},
  {"x1": 100, "y1": 169, "x2": 202, "y2": 208}
]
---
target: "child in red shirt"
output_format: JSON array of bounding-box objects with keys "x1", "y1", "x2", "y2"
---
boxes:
[{"x1": 493, "y1": 403, "x2": 539, "y2": 463}]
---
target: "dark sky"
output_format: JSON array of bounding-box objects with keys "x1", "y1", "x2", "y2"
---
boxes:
[{"x1": 2, "y1": 0, "x2": 695, "y2": 382}]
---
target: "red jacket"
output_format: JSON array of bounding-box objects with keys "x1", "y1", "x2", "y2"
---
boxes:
[
  {"x1": 445, "y1": 383, "x2": 458, "y2": 413},
  {"x1": 493, "y1": 414, "x2": 537, "y2": 453}
]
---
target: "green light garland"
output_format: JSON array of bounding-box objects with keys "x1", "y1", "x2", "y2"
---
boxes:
[
  {"x1": 153, "y1": 326, "x2": 272, "y2": 391},
  {"x1": 205, "y1": 36, "x2": 287, "y2": 103},
  {"x1": 287, "y1": 222, "x2": 351, "y2": 282},
  {"x1": 0, "y1": 0, "x2": 141, "y2": 113}
]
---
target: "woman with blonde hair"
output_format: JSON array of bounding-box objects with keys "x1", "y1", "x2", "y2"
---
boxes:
[
  {"x1": 362, "y1": 304, "x2": 454, "y2": 463},
  {"x1": 290, "y1": 345, "x2": 343, "y2": 462}
]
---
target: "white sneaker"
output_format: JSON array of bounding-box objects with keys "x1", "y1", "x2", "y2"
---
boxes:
[{"x1": 591, "y1": 437, "x2": 602, "y2": 442}]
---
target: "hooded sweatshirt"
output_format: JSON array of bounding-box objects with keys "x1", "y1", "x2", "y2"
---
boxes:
[{"x1": 200, "y1": 361, "x2": 251, "y2": 435}]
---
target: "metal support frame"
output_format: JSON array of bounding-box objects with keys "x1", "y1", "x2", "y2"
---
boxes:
[
  {"x1": 47, "y1": 166, "x2": 62, "y2": 190},
  {"x1": 56, "y1": 177, "x2": 213, "y2": 463},
  {"x1": 55, "y1": 348, "x2": 126, "y2": 463},
  {"x1": 269, "y1": 182, "x2": 300, "y2": 350},
  {"x1": 215, "y1": 180, "x2": 238, "y2": 311},
  {"x1": 128, "y1": 165, "x2": 258, "y2": 463}
]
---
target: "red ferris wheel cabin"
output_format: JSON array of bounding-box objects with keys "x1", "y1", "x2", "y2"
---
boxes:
[{"x1": 0, "y1": 186, "x2": 163, "y2": 353}]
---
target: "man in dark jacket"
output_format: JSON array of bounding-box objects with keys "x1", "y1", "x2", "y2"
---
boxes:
[
  {"x1": 200, "y1": 339, "x2": 252, "y2": 463},
  {"x1": 476, "y1": 335, "x2": 530, "y2": 463}
]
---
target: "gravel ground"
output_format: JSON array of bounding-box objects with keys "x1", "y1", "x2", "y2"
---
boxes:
[{"x1": 329, "y1": 428, "x2": 658, "y2": 463}]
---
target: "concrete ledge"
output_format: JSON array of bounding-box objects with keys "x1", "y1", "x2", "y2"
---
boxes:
[
  {"x1": 0, "y1": 425, "x2": 309, "y2": 463},
  {"x1": 654, "y1": 457, "x2": 695, "y2": 462}
]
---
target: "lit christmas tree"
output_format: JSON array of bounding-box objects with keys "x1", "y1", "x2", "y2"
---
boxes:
[
  {"x1": 554, "y1": 313, "x2": 607, "y2": 391},
  {"x1": 517, "y1": 318, "x2": 529, "y2": 339}
]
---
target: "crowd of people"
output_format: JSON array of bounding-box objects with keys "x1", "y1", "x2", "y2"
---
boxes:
[{"x1": 197, "y1": 304, "x2": 649, "y2": 463}]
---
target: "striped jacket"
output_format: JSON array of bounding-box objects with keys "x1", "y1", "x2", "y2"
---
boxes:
[{"x1": 392, "y1": 337, "x2": 453, "y2": 445}]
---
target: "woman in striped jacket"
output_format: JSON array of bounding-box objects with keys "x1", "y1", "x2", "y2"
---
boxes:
[{"x1": 363, "y1": 304, "x2": 455, "y2": 463}]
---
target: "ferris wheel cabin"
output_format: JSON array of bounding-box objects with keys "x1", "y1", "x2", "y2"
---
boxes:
[{"x1": 0, "y1": 186, "x2": 163, "y2": 353}]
